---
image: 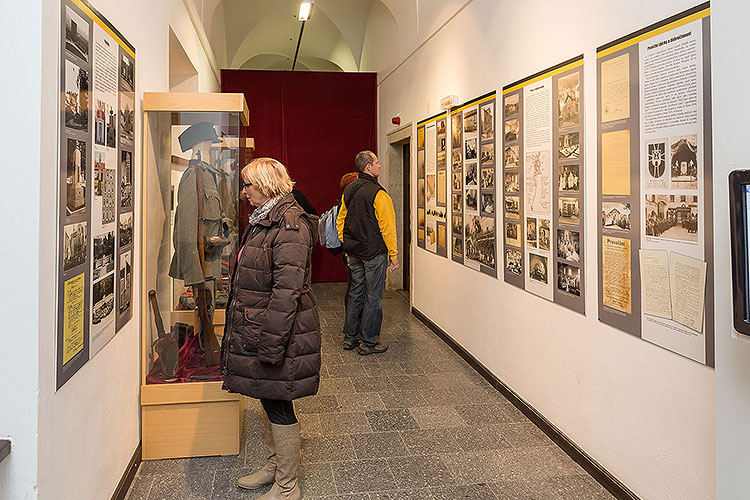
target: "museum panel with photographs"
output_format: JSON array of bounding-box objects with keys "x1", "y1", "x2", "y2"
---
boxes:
[{"x1": 57, "y1": 0, "x2": 136, "y2": 389}]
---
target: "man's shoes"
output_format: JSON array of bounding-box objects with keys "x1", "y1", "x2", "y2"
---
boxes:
[
  {"x1": 356, "y1": 342, "x2": 388, "y2": 355},
  {"x1": 343, "y1": 340, "x2": 359, "y2": 350}
]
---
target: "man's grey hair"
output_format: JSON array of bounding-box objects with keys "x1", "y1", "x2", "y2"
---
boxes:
[{"x1": 355, "y1": 150, "x2": 376, "y2": 173}]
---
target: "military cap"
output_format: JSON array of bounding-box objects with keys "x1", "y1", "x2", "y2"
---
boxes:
[{"x1": 178, "y1": 121, "x2": 221, "y2": 152}]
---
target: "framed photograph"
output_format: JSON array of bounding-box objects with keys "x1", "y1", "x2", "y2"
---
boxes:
[
  {"x1": 452, "y1": 172, "x2": 462, "y2": 191},
  {"x1": 120, "y1": 54, "x2": 134, "y2": 90},
  {"x1": 504, "y1": 93, "x2": 519, "y2": 117},
  {"x1": 644, "y1": 194, "x2": 698, "y2": 242},
  {"x1": 417, "y1": 208, "x2": 425, "y2": 227},
  {"x1": 504, "y1": 195, "x2": 520, "y2": 218},
  {"x1": 557, "y1": 229, "x2": 580, "y2": 262},
  {"x1": 465, "y1": 188, "x2": 478, "y2": 212},
  {"x1": 481, "y1": 143, "x2": 495, "y2": 166},
  {"x1": 92, "y1": 230, "x2": 115, "y2": 281},
  {"x1": 670, "y1": 134, "x2": 698, "y2": 189},
  {"x1": 559, "y1": 197, "x2": 580, "y2": 224},
  {"x1": 480, "y1": 102, "x2": 494, "y2": 141},
  {"x1": 452, "y1": 150, "x2": 462, "y2": 170},
  {"x1": 539, "y1": 219, "x2": 550, "y2": 251},
  {"x1": 452, "y1": 193, "x2": 462, "y2": 213},
  {"x1": 453, "y1": 236, "x2": 463, "y2": 256},
  {"x1": 65, "y1": 5, "x2": 89, "y2": 62},
  {"x1": 504, "y1": 171, "x2": 519, "y2": 193},
  {"x1": 121, "y1": 151, "x2": 133, "y2": 208},
  {"x1": 66, "y1": 138, "x2": 87, "y2": 215},
  {"x1": 64, "y1": 60, "x2": 89, "y2": 131},
  {"x1": 119, "y1": 212, "x2": 133, "y2": 247},
  {"x1": 465, "y1": 137, "x2": 478, "y2": 160},
  {"x1": 466, "y1": 216, "x2": 495, "y2": 269},
  {"x1": 464, "y1": 108, "x2": 477, "y2": 134},
  {"x1": 558, "y1": 72, "x2": 580, "y2": 128},
  {"x1": 559, "y1": 132, "x2": 580, "y2": 159},
  {"x1": 92, "y1": 273, "x2": 115, "y2": 325},
  {"x1": 481, "y1": 168, "x2": 495, "y2": 189},
  {"x1": 504, "y1": 119, "x2": 519, "y2": 142},
  {"x1": 481, "y1": 192, "x2": 495, "y2": 215},
  {"x1": 602, "y1": 202, "x2": 631, "y2": 231},
  {"x1": 465, "y1": 162, "x2": 478, "y2": 186},
  {"x1": 119, "y1": 250, "x2": 132, "y2": 312},
  {"x1": 526, "y1": 217, "x2": 537, "y2": 248},
  {"x1": 119, "y1": 93, "x2": 134, "y2": 145},
  {"x1": 529, "y1": 253, "x2": 548, "y2": 284},
  {"x1": 452, "y1": 113, "x2": 462, "y2": 149},
  {"x1": 558, "y1": 164, "x2": 579, "y2": 192},
  {"x1": 557, "y1": 262, "x2": 581, "y2": 296},
  {"x1": 506, "y1": 248, "x2": 522, "y2": 275},
  {"x1": 63, "y1": 222, "x2": 87, "y2": 272},
  {"x1": 453, "y1": 215, "x2": 463, "y2": 234},
  {"x1": 504, "y1": 146, "x2": 519, "y2": 167},
  {"x1": 505, "y1": 221, "x2": 521, "y2": 247}
]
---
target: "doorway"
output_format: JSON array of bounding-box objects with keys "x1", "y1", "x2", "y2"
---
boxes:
[
  {"x1": 386, "y1": 123, "x2": 412, "y2": 298},
  {"x1": 402, "y1": 142, "x2": 410, "y2": 295}
]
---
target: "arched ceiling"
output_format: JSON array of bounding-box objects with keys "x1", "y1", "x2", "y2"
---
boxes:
[{"x1": 189, "y1": 0, "x2": 470, "y2": 73}]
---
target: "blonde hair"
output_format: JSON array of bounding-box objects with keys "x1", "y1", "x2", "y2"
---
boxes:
[{"x1": 241, "y1": 157, "x2": 295, "y2": 198}]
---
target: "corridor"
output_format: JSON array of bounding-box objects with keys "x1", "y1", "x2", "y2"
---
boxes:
[{"x1": 126, "y1": 283, "x2": 614, "y2": 499}]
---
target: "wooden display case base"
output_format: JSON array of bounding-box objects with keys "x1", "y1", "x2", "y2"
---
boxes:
[{"x1": 141, "y1": 381, "x2": 244, "y2": 460}]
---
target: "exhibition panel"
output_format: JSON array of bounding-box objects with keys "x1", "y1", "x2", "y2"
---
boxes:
[
  {"x1": 140, "y1": 92, "x2": 248, "y2": 459},
  {"x1": 501, "y1": 56, "x2": 585, "y2": 314},
  {"x1": 416, "y1": 112, "x2": 448, "y2": 257},
  {"x1": 57, "y1": 0, "x2": 136, "y2": 389},
  {"x1": 596, "y1": 2, "x2": 714, "y2": 365},
  {"x1": 450, "y1": 92, "x2": 498, "y2": 276}
]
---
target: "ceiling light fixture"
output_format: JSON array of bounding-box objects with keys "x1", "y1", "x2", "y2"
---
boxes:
[{"x1": 298, "y1": 0, "x2": 313, "y2": 21}]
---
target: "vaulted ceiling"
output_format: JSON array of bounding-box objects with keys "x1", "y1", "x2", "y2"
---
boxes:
[{"x1": 189, "y1": 0, "x2": 471, "y2": 73}]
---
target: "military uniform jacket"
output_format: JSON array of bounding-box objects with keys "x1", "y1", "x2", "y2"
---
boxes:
[{"x1": 169, "y1": 160, "x2": 223, "y2": 286}]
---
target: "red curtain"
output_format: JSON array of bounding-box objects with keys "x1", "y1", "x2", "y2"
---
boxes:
[{"x1": 221, "y1": 70, "x2": 378, "y2": 282}]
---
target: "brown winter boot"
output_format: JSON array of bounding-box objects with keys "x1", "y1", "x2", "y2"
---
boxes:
[
  {"x1": 259, "y1": 422, "x2": 302, "y2": 500},
  {"x1": 238, "y1": 417, "x2": 277, "y2": 490}
]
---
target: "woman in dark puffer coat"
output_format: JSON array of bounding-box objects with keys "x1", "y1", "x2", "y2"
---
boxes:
[{"x1": 221, "y1": 157, "x2": 320, "y2": 500}]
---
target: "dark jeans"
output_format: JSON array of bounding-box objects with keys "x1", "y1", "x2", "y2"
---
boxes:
[
  {"x1": 343, "y1": 254, "x2": 362, "y2": 337},
  {"x1": 260, "y1": 399, "x2": 298, "y2": 425},
  {"x1": 343, "y1": 253, "x2": 388, "y2": 347}
]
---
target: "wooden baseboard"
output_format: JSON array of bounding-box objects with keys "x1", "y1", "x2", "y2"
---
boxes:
[
  {"x1": 411, "y1": 307, "x2": 641, "y2": 500},
  {"x1": 111, "y1": 441, "x2": 142, "y2": 500}
]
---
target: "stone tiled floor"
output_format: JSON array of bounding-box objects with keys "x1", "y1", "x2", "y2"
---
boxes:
[{"x1": 127, "y1": 283, "x2": 615, "y2": 500}]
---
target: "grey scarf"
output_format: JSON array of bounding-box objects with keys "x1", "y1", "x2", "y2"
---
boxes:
[{"x1": 248, "y1": 196, "x2": 281, "y2": 225}]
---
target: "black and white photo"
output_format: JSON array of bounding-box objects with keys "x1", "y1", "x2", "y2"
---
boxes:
[
  {"x1": 647, "y1": 140, "x2": 667, "y2": 179},
  {"x1": 66, "y1": 138, "x2": 87, "y2": 215},
  {"x1": 121, "y1": 54, "x2": 134, "y2": 90},
  {"x1": 505, "y1": 221, "x2": 521, "y2": 247},
  {"x1": 65, "y1": 6, "x2": 89, "y2": 62},
  {"x1": 505, "y1": 195, "x2": 520, "y2": 218},
  {"x1": 119, "y1": 212, "x2": 133, "y2": 247},
  {"x1": 465, "y1": 162, "x2": 477, "y2": 186},
  {"x1": 466, "y1": 216, "x2": 495, "y2": 269},
  {"x1": 645, "y1": 193, "x2": 699, "y2": 242},
  {"x1": 453, "y1": 236, "x2": 463, "y2": 256},
  {"x1": 465, "y1": 137, "x2": 477, "y2": 160},
  {"x1": 92, "y1": 273, "x2": 114, "y2": 325},
  {"x1": 481, "y1": 192, "x2": 495, "y2": 215},
  {"x1": 452, "y1": 113, "x2": 462, "y2": 149},
  {"x1": 452, "y1": 150, "x2": 462, "y2": 170},
  {"x1": 121, "y1": 151, "x2": 132, "y2": 208},
  {"x1": 506, "y1": 248, "x2": 522, "y2": 275},
  {"x1": 557, "y1": 229, "x2": 580, "y2": 262},
  {"x1": 558, "y1": 72, "x2": 580, "y2": 128},
  {"x1": 539, "y1": 219, "x2": 550, "y2": 251},
  {"x1": 452, "y1": 172, "x2": 462, "y2": 191},
  {"x1": 93, "y1": 230, "x2": 115, "y2": 281},
  {"x1": 504, "y1": 171, "x2": 519, "y2": 193},
  {"x1": 558, "y1": 164, "x2": 579, "y2": 191},
  {"x1": 526, "y1": 217, "x2": 537, "y2": 248},
  {"x1": 119, "y1": 93, "x2": 134, "y2": 145},
  {"x1": 670, "y1": 134, "x2": 698, "y2": 189},
  {"x1": 466, "y1": 188, "x2": 478, "y2": 212},
  {"x1": 557, "y1": 262, "x2": 581, "y2": 296},
  {"x1": 559, "y1": 131, "x2": 580, "y2": 159},
  {"x1": 481, "y1": 168, "x2": 495, "y2": 189},
  {"x1": 481, "y1": 143, "x2": 494, "y2": 166},
  {"x1": 602, "y1": 202, "x2": 631, "y2": 231},
  {"x1": 529, "y1": 253, "x2": 548, "y2": 284},
  {"x1": 504, "y1": 93, "x2": 519, "y2": 117},
  {"x1": 464, "y1": 108, "x2": 477, "y2": 134},
  {"x1": 559, "y1": 197, "x2": 580, "y2": 224},
  {"x1": 119, "y1": 251, "x2": 132, "y2": 312},
  {"x1": 63, "y1": 222, "x2": 87, "y2": 272},
  {"x1": 480, "y1": 102, "x2": 494, "y2": 141},
  {"x1": 452, "y1": 193, "x2": 463, "y2": 213},
  {"x1": 504, "y1": 145, "x2": 519, "y2": 167},
  {"x1": 504, "y1": 119, "x2": 519, "y2": 142},
  {"x1": 65, "y1": 60, "x2": 89, "y2": 131},
  {"x1": 453, "y1": 215, "x2": 463, "y2": 235}
]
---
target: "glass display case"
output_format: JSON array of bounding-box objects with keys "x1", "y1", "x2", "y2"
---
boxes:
[{"x1": 141, "y1": 92, "x2": 249, "y2": 460}]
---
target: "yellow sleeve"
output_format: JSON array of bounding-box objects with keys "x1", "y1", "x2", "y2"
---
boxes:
[
  {"x1": 374, "y1": 190, "x2": 398, "y2": 259},
  {"x1": 336, "y1": 195, "x2": 347, "y2": 242}
]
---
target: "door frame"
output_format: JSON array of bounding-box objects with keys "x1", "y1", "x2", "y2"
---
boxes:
[{"x1": 385, "y1": 122, "x2": 413, "y2": 299}]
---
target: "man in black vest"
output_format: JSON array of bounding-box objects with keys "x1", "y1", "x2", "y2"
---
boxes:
[{"x1": 336, "y1": 151, "x2": 399, "y2": 355}]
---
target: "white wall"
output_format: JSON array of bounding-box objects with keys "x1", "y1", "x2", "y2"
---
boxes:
[
  {"x1": 377, "y1": 1, "x2": 716, "y2": 499},
  {"x1": 0, "y1": 0, "x2": 42, "y2": 498},
  {"x1": 711, "y1": 3, "x2": 750, "y2": 499},
  {"x1": 34, "y1": 1, "x2": 219, "y2": 500}
]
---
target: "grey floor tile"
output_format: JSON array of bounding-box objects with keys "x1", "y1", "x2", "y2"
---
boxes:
[
  {"x1": 352, "y1": 376, "x2": 396, "y2": 393},
  {"x1": 147, "y1": 468, "x2": 214, "y2": 500},
  {"x1": 337, "y1": 393, "x2": 386, "y2": 412},
  {"x1": 387, "y1": 455, "x2": 454, "y2": 489},
  {"x1": 399, "y1": 428, "x2": 463, "y2": 455},
  {"x1": 320, "y1": 412, "x2": 373, "y2": 435},
  {"x1": 500, "y1": 422, "x2": 554, "y2": 448},
  {"x1": 307, "y1": 495, "x2": 370, "y2": 500},
  {"x1": 318, "y1": 377, "x2": 356, "y2": 395},
  {"x1": 299, "y1": 414, "x2": 324, "y2": 438},
  {"x1": 330, "y1": 459, "x2": 397, "y2": 493},
  {"x1": 540, "y1": 474, "x2": 616, "y2": 499},
  {"x1": 430, "y1": 483, "x2": 498, "y2": 500},
  {"x1": 212, "y1": 467, "x2": 272, "y2": 500},
  {"x1": 410, "y1": 406, "x2": 466, "y2": 429},
  {"x1": 302, "y1": 435, "x2": 356, "y2": 463},
  {"x1": 300, "y1": 462, "x2": 337, "y2": 497},
  {"x1": 454, "y1": 404, "x2": 513, "y2": 426},
  {"x1": 363, "y1": 362, "x2": 407, "y2": 377},
  {"x1": 350, "y1": 431, "x2": 409, "y2": 459},
  {"x1": 441, "y1": 451, "x2": 506, "y2": 485},
  {"x1": 365, "y1": 409, "x2": 419, "y2": 432},
  {"x1": 494, "y1": 446, "x2": 584, "y2": 483},
  {"x1": 369, "y1": 489, "x2": 434, "y2": 499},
  {"x1": 452, "y1": 425, "x2": 513, "y2": 452},
  {"x1": 125, "y1": 475, "x2": 154, "y2": 500},
  {"x1": 328, "y1": 363, "x2": 369, "y2": 378},
  {"x1": 295, "y1": 394, "x2": 342, "y2": 414},
  {"x1": 378, "y1": 390, "x2": 428, "y2": 409},
  {"x1": 388, "y1": 374, "x2": 433, "y2": 391}
]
